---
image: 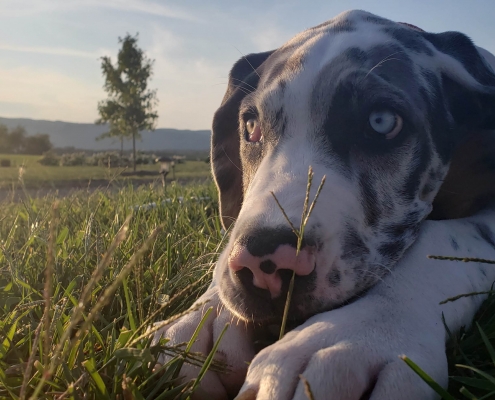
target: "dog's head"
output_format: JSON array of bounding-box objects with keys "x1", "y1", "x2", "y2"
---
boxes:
[{"x1": 211, "y1": 10, "x2": 495, "y2": 323}]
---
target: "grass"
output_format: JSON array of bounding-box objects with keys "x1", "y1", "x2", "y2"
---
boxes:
[
  {"x1": 0, "y1": 182, "x2": 224, "y2": 399},
  {"x1": 0, "y1": 180, "x2": 494, "y2": 399},
  {"x1": 0, "y1": 154, "x2": 211, "y2": 189}
]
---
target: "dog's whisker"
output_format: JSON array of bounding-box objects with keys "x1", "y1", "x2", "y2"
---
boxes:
[
  {"x1": 232, "y1": 84, "x2": 253, "y2": 96},
  {"x1": 233, "y1": 45, "x2": 261, "y2": 78},
  {"x1": 363, "y1": 51, "x2": 405, "y2": 79},
  {"x1": 231, "y1": 78, "x2": 258, "y2": 92},
  {"x1": 219, "y1": 145, "x2": 242, "y2": 172}
]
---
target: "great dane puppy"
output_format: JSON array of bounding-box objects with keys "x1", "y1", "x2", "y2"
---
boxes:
[{"x1": 152, "y1": 10, "x2": 495, "y2": 400}]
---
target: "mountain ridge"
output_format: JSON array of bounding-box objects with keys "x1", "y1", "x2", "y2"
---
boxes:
[{"x1": 0, "y1": 117, "x2": 211, "y2": 152}]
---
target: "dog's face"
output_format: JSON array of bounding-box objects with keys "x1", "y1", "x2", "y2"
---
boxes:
[{"x1": 211, "y1": 10, "x2": 495, "y2": 323}]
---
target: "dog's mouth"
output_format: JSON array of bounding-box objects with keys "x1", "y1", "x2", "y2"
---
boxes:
[
  {"x1": 219, "y1": 266, "x2": 325, "y2": 324},
  {"x1": 219, "y1": 259, "x2": 378, "y2": 330}
]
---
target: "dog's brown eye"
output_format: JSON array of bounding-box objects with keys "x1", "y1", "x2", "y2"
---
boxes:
[
  {"x1": 246, "y1": 118, "x2": 262, "y2": 142},
  {"x1": 369, "y1": 110, "x2": 403, "y2": 139}
]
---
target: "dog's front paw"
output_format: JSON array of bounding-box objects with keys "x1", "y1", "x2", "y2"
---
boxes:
[
  {"x1": 236, "y1": 296, "x2": 447, "y2": 400},
  {"x1": 151, "y1": 287, "x2": 255, "y2": 399}
]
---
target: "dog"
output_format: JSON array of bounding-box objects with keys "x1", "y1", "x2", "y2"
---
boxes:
[{"x1": 152, "y1": 10, "x2": 495, "y2": 399}]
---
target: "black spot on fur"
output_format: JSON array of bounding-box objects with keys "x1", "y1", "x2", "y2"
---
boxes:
[
  {"x1": 329, "y1": 20, "x2": 356, "y2": 33},
  {"x1": 342, "y1": 226, "x2": 370, "y2": 260},
  {"x1": 378, "y1": 240, "x2": 406, "y2": 260},
  {"x1": 421, "y1": 68, "x2": 438, "y2": 90},
  {"x1": 313, "y1": 16, "x2": 356, "y2": 32},
  {"x1": 419, "y1": 87, "x2": 430, "y2": 107},
  {"x1": 450, "y1": 236, "x2": 460, "y2": 251},
  {"x1": 364, "y1": 15, "x2": 389, "y2": 25},
  {"x1": 401, "y1": 140, "x2": 432, "y2": 201},
  {"x1": 420, "y1": 71, "x2": 460, "y2": 164},
  {"x1": 260, "y1": 260, "x2": 277, "y2": 274},
  {"x1": 474, "y1": 223, "x2": 495, "y2": 250},
  {"x1": 263, "y1": 60, "x2": 289, "y2": 87},
  {"x1": 271, "y1": 105, "x2": 288, "y2": 140},
  {"x1": 365, "y1": 44, "x2": 414, "y2": 84},
  {"x1": 421, "y1": 182, "x2": 436, "y2": 198},
  {"x1": 327, "y1": 269, "x2": 341, "y2": 286},
  {"x1": 359, "y1": 173, "x2": 381, "y2": 227},
  {"x1": 383, "y1": 211, "x2": 421, "y2": 239},
  {"x1": 345, "y1": 47, "x2": 368, "y2": 64},
  {"x1": 383, "y1": 27, "x2": 433, "y2": 56}
]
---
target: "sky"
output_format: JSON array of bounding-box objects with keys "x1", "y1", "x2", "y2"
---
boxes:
[{"x1": 1, "y1": 0, "x2": 495, "y2": 130}]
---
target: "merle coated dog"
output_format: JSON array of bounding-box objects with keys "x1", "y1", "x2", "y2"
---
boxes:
[{"x1": 152, "y1": 10, "x2": 495, "y2": 400}]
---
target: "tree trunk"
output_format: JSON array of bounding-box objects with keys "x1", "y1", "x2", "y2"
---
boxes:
[
  {"x1": 120, "y1": 137, "x2": 123, "y2": 161},
  {"x1": 132, "y1": 131, "x2": 137, "y2": 172}
]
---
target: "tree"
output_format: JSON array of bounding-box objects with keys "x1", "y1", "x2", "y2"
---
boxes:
[
  {"x1": 8, "y1": 126, "x2": 27, "y2": 153},
  {"x1": 0, "y1": 125, "x2": 48, "y2": 154},
  {"x1": 96, "y1": 33, "x2": 158, "y2": 172},
  {"x1": 23, "y1": 133, "x2": 52, "y2": 155},
  {"x1": 0, "y1": 124, "x2": 9, "y2": 153}
]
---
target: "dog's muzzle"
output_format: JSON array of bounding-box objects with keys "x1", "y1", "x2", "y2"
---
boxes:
[{"x1": 227, "y1": 227, "x2": 317, "y2": 298}]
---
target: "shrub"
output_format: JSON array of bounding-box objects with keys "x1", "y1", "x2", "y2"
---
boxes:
[
  {"x1": 38, "y1": 151, "x2": 60, "y2": 166},
  {"x1": 86, "y1": 151, "x2": 130, "y2": 167},
  {"x1": 59, "y1": 152, "x2": 87, "y2": 166}
]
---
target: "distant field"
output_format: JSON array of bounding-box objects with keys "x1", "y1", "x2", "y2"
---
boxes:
[{"x1": 0, "y1": 154, "x2": 212, "y2": 189}]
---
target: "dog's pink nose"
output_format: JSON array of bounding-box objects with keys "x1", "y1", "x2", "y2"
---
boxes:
[{"x1": 228, "y1": 243, "x2": 316, "y2": 298}]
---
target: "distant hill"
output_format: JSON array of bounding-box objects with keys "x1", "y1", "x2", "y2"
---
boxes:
[{"x1": 0, "y1": 117, "x2": 211, "y2": 152}]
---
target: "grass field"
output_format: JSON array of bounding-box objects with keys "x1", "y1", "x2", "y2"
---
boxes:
[
  {"x1": 0, "y1": 182, "x2": 494, "y2": 399},
  {"x1": 0, "y1": 154, "x2": 211, "y2": 189}
]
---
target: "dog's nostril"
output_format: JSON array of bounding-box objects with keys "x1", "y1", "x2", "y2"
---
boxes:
[
  {"x1": 259, "y1": 260, "x2": 277, "y2": 274},
  {"x1": 235, "y1": 268, "x2": 273, "y2": 299}
]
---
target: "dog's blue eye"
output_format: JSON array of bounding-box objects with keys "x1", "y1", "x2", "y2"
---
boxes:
[{"x1": 369, "y1": 110, "x2": 403, "y2": 139}]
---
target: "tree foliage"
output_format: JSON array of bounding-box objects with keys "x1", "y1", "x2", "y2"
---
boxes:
[
  {"x1": 0, "y1": 124, "x2": 52, "y2": 155},
  {"x1": 96, "y1": 33, "x2": 158, "y2": 171}
]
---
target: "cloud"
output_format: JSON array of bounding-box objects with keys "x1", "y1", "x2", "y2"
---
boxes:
[
  {"x1": 0, "y1": 43, "x2": 107, "y2": 59},
  {"x1": 99, "y1": 0, "x2": 200, "y2": 22},
  {"x1": 0, "y1": 66, "x2": 102, "y2": 123},
  {"x1": 145, "y1": 27, "x2": 230, "y2": 129},
  {"x1": 0, "y1": 0, "x2": 199, "y2": 21}
]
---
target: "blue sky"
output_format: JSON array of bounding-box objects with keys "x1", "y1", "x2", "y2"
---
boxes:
[{"x1": 1, "y1": 0, "x2": 495, "y2": 130}]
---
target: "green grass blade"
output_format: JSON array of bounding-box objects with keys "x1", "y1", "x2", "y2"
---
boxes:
[
  {"x1": 0, "y1": 319, "x2": 17, "y2": 360},
  {"x1": 188, "y1": 323, "x2": 229, "y2": 398},
  {"x1": 83, "y1": 358, "x2": 110, "y2": 399},
  {"x1": 172, "y1": 307, "x2": 212, "y2": 380},
  {"x1": 459, "y1": 386, "x2": 478, "y2": 399},
  {"x1": 479, "y1": 390, "x2": 495, "y2": 400},
  {"x1": 401, "y1": 355, "x2": 457, "y2": 400},
  {"x1": 122, "y1": 276, "x2": 137, "y2": 332},
  {"x1": 452, "y1": 376, "x2": 495, "y2": 391},
  {"x1": 476, "y1": 322, "x2": 495, "y2": 367},
  {"x1": 455, "y1": 365, "x2": 495, "y2": 386}
]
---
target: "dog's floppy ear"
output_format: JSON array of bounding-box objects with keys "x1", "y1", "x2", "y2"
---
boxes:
[
  {"x1": 211, "y1": 50, "x2": 274, "y2": 229},
  {"x1": 426, "y1": 32, "x2": 495, "y2": 131},
  {"x1": 424, "y1": 32, "x2": 495, "y2": 219}
]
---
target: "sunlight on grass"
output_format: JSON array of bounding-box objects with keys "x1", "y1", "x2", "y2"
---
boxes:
[
  {"x1": 0, "y1": 180, "x2": 493, "y2": 399},
  {"x1": 0, "y1": 154, "x2": 211, "y2": 189}
]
